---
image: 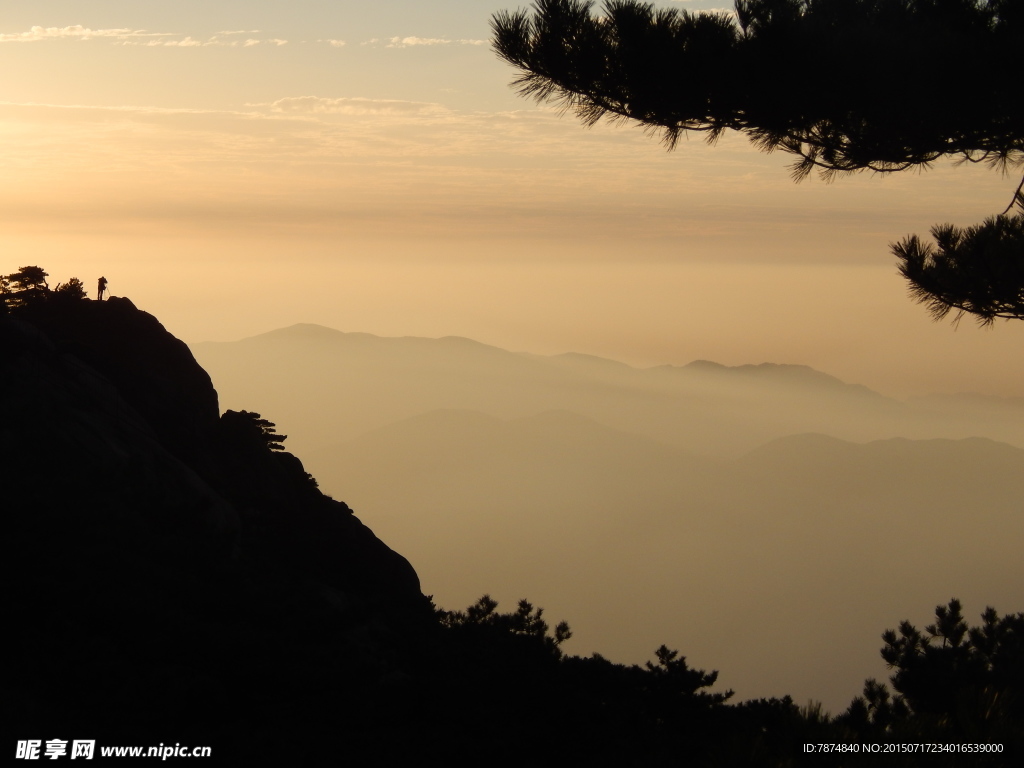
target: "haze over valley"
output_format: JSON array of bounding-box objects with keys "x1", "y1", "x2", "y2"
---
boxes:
[{"x1": 192, "y1": 324, "x2": 1024, "y2": 711}]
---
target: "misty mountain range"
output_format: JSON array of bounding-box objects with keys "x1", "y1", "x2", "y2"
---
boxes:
[
  {"x1": 191, "y1": 323, "x2": 1024, "y2": 459},
  {"x1": 191, "y1": 324, "x2": 1024, "y2": 711}
]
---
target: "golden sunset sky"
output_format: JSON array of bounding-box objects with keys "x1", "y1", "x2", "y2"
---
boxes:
[{"x1": 4, "y1": 0, "x2": 1023, "y2": 396}]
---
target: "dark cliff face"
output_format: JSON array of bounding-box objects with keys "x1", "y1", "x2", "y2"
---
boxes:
[{"x1": 3, "y1": 297, "x2": 430, "y2": 751}]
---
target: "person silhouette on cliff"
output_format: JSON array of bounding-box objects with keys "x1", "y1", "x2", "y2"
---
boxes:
[{"x1": 97, "y1": 276, "x2": 108, "y2": 301}]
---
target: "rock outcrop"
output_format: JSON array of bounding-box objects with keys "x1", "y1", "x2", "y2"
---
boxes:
[{"x1": 3, "y1": 296, "x2": 431, "y2": 756}]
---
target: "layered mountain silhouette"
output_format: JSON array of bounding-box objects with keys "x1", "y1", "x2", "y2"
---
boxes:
[
  {"x1": 191, "y1": 324, "x2": 1024, "y2": 711},
  {"x1": 309, "y1": 412, "x2": 1024, "y2": 710},
  {"x1": 191, "y1": 323, "x2": 1024, "y2": 459}
]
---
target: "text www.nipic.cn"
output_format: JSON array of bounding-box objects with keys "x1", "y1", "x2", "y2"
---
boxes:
[{"x1": 16, "y1": 740, "x2": 213, "y2": 760}]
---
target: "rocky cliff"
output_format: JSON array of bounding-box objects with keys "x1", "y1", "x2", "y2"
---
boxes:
[{"x1": 3, "y1": 296, "x2": 431, "y2": 758}]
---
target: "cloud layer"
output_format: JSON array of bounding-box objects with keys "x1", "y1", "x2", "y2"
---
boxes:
[
  {"x1": 257, "y1": 95, "x2": 448, "y2": 116},
  {"x1": 1, "y1": 25, "x2": 488, "y2": 50},
  {"x1": 384, "y1": 36, "x2": 487, "y2": 48},
  {"x1": 0, "y1": 25, "x2": 289, "y2": 47},
  {"x1": 0, "y1": 25, "x2": 172, "y2": 42}
]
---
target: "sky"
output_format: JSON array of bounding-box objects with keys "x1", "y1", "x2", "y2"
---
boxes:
[{"x1": 3, "y1": 0, "x2": 1024, "y2": 397}]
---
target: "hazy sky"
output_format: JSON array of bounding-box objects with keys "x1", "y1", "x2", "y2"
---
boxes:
[{"x1": 4, "y1": 0, "x2": 1024, "y2": 397}]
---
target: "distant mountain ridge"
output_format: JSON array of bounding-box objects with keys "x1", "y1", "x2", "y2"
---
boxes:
[
  {"x1": 208, "y1": 324, "x2": 1007, "y2": 411},
  {"x1": 676, "y1": 358, "x2": 883, "y2": 396},
  {"x1": 191, "y1": 323, "x2": 1024, "y2": 457},
  {"x1": 231, "y1": 322, "x2": 513, "y2": 354},
  {"x1": 215, "y1": 324, "x2": 885, "y2": 388}
]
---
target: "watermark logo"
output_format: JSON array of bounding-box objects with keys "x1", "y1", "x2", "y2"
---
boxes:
[{"x1": 16, "y1": 740, "x2": 94, "y2": 760}]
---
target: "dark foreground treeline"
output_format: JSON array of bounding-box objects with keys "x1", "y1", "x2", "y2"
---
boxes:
[
  {"x1": 4, "y1": 270, "x2": 1022, "y2": 766},
  {"x1": 438, "y1": 595, "x2": 1024, "y2": 767}
]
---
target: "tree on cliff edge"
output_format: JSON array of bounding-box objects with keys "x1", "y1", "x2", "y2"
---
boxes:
[
  {"x1": 7, "y1": 266, "x2": 49, "y2": 291},
  {"x1": 2, "y1": 266, "x2": 50, "y2": 308},
  {"x1": 222, "y1": 410, "x2": 288, "y2": 452},
  {"x1": 54, "y1": 277, "x2": 88, "y2": 301},
  {"x1": 490, "y1": 0, "x2": 1024, "y2": 322},
  {"x1": 3, "y1": 267, "x2": 92, "y2": 309}
]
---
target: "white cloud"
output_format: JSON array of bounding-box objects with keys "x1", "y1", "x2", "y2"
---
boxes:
[
  {"x1": 382, "y1": 36, "x2": 488, "y2": 48},
  {"x1": 0, "y1": 25, "x2": 174, "y2": 42},
  {"x1": 122, "y1": 36, "x2": 289, "y2": 48},
  {"x1": 320, "y1": 39, "x2": 346, "y2": 47},
  {"x1": 163, "y1": 37, "x2": 203, "y2": 47},
  {"x1": 234, "y1": 38, "x2": 288, "y2": 47},
  {"x1": 0, "y1": 25, "x2": 291, "y2": 48},
  {"x1": 0, "y1": 100, "x2": 245, "y2": 117},
  {"x1": 256, "y1": 95, "x2": 448, "y2": 116},
  {"x1": 218, "y1": 30, "x2": 261, "y2": 35}
]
